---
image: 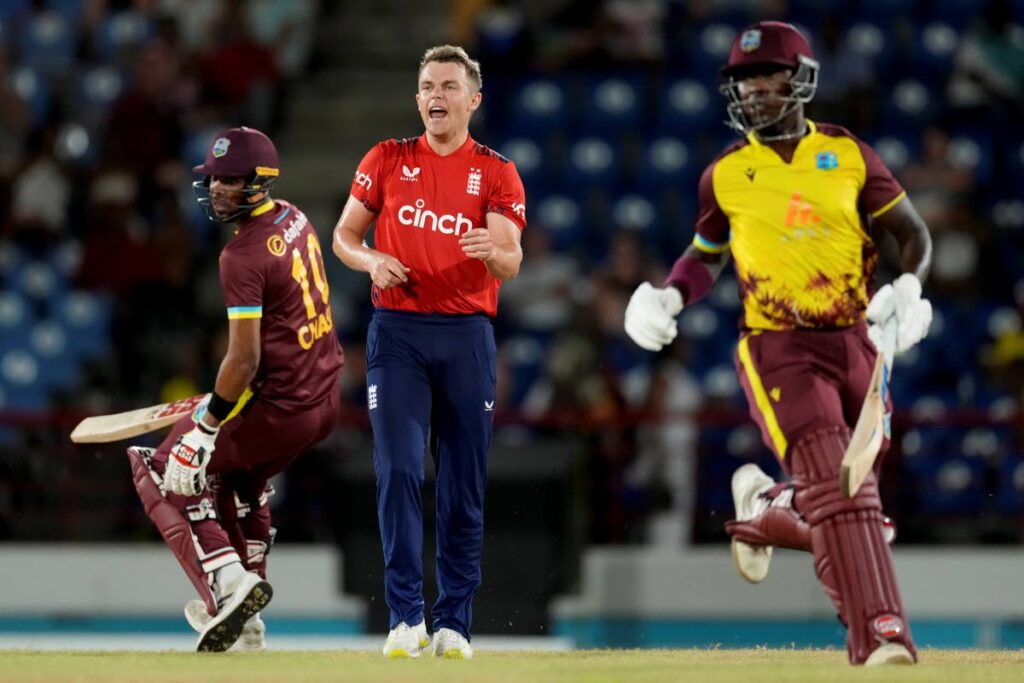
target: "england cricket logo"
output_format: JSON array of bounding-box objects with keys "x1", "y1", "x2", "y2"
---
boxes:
[
  {"x1": 466, "y1": 167, "x2": 482, "y2": 196},
  {"x1": 367, "y1": 384, "x2": 378, "y2": 410}
]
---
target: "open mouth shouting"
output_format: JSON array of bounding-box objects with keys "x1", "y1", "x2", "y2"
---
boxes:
[{"x1": 428, "y1": 104, "x2": 448, "y2": 121}]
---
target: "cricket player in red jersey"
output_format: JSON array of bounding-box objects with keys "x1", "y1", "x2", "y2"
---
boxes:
[
  {"x1": 333, "y1": 45, "x2": 525, "y2": 659},
  {"x1": 126, "y1": 126, "x2": 345, "y2": 652},
  {"x1": 624, "y1": 22, "x2": 933, "y2": 665}
]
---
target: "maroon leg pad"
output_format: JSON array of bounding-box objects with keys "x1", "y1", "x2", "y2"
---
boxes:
[
  {"x1": 725, "y1": 505, "x2": 811, "y2": 551},
  {"x1": 791, "y1": 426, "x2": 916, "y2": 665},
  {"x1": 128, "y1": 447, "x2": 218, "y2": 617},
  {"x1": 216, "y1": 476, "x2": 275, "y2": 579}
]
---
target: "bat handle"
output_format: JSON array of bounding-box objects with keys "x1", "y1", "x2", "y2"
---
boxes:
[{"x1": 880, "y1": 317, "x2": 898, "y2": 371}]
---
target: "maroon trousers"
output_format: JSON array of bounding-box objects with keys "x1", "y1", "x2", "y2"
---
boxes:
[{"x1": 730, "y1": 323, "x2": 914, "y2": 664}]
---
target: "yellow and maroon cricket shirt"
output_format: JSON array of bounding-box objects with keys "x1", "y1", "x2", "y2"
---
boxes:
[{"x1": 693, "y1": 120, "x2": 906, "y2": 331}]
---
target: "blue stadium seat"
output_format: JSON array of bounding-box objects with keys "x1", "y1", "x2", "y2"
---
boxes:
[
  {"x1": 909, "y1": 22, "x2": 959, "y2": 84},
  {"x1": 946, "y1": 130, "x2": 994, "y2": 185},
  {"x1": 845, "y1": 23, "x2": 894, "y2": 70},
  {"x1": 579, "y1": 76, "x2": 643, "y2": 136},
  {"x1": 498, "y1": 137, "x2": 546, "y2": 197},
  {"x1": 915, "y1": 456, "x2": 987, "y2": 516},
  {"x1": 533, "y1": 194, "x2": 584, "y2": 252},
  {"x1": 869, "y1": 134, "x2": 920, "y2": 174},
  {"x1": 564, "y1": 137, "x2": 619, "y2": 191},
  {"x1": 688, "y1": 23, "x2": 738, "y2": 78},
  {"x1": 76, "y1": 65, "x2": 125, "y2": 125},
  {"x1": 57, "y1": 291, "x2": 113, "y2": 360},
  {"x1": 0, "y1": 291, "x2": 32, "y2": 354},
  {"x1": 610, "y1": 193, "x2": 660, "y2": 238},
  {"x1": 636, "y1": 136, "x2": 697, "y2": 192},
  {"x1": 12, "y1": 261, "x2": 64, "y2": 311},
  {"x1": 0, "y1": 349, "x2": 48, "y2": 411},
  {"x1": 507, "y1": 78, "x2": 570, "y2": 136},
  {"x1": 996, "y1": 457, "x2": 1024, "y2": 514},
  {"x1": 96, "y1": 11, "x2": 154, "y2": 64},
  {"x1": 10, "y1": 66, "x2": 51, "y2": 127},
  {"x1": 0, "y1": 242, "x2": 26, "y2": 289},
  {"x1": 17, "y1": 10, "x2": 76, "y2": 76},
  {"x1": 29, "y1": 321, "x2": 77, "y2": 391},
  {"x1": 884, "y1": 79, "x2": 937, "y2": 127},
  {"x1": 657, "y1": 78, "x2": 716, "y2": 133}
]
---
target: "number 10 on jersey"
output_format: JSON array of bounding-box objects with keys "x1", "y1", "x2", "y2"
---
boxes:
[{"x1": 292, "y1": 233, "x2": 334, "y2": 350}]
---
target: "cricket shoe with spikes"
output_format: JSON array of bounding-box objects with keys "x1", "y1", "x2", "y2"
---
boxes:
[
  {"x1": 730, "y1": 463, "x2": 776, "y2": 583},
  {"x1": 382, "y1": 621, "x2": 430, "y2": 658},
  {"x1": 432, "y1": 628, "x2": 473, "y2": 659},
  {"x1": 185, "y1": 600, "x2": 266, "y2": 651},
  {"x1": 196, "y1": 571, "x2": 272, "y2": 652}
]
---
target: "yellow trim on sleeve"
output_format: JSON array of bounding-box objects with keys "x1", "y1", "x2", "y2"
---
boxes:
[
  {"x1": 227, "y1": 310, "x2": 262, "y2": 319},
  {"x1": 869, "y1": 191, "x2": 906, "y2": 219},
  {"x1": 692, "y1": 234, "x2": 730, "y2": 254},
  {"x1": 737, "y1": 336, "x2": 789, "y2": 459},
  {"x1": 221, "y1": 387, "x2": 253, "y2": 425}
]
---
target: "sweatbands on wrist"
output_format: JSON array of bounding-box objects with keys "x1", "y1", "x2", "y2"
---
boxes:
[
  {"x1": 664, "y1": 254, "x2": 714, "y2": 305},
  {"x1": 206, "y1": 392, "x2": 237, "y2": 422}
]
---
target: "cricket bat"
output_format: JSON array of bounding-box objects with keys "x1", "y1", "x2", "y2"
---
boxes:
[
  {"x1": 70, "y1": 394, "x2": 210, "y2": 444},
  {"x1": 840, "y1": 323, "x2": 897, "y2": 497}
]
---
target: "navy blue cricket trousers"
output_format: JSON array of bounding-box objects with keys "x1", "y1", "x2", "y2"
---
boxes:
[{"x1": 366, "y1": 309, "x2": 496, "y2": 639}]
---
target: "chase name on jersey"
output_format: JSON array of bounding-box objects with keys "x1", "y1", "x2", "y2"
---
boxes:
[{"x1": 398, "y1": 198, "x2": 475, "y2": 236}]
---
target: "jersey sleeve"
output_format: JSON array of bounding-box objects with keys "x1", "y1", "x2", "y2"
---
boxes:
[
  {"x1": 349, "y1": 142, "x2": 386, "y2": 213},
  {"x1": 692, "y1": 162, "x2": 730, "y2": 253},
  {"x1": 485, "y1": 160, "x2": 527, "y2": 230},
  {"x1": 220, "y1": 248, "x2": 265, "y2": 320},
  {"x1": 855, "y1": 138, "x2": 907, "y2": 218}
]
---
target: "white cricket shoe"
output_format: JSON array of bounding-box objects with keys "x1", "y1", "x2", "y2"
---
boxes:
[
  {"x1": 731, "y1": 463, "x2": 775, "y2": 584},
  {"x1": 196, "y1": 571, "x2": 272, "y2": 652},
  {"x1": 432, "y1": 627, "x2": 473, "y2": 659},
  {"x1": 865, "y1": 643, "x2": 915, "y2": 666},
  {"x1": 185, "y1": 600, "x2": 266, "y2": 651},
  {"x1": 382, "y1": 621, "x2": 430, "y2": 658}
]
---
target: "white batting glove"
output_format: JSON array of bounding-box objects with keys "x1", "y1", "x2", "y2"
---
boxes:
[
  {"x1": 867, "y1": 273, "x2": 932, "y2": 355},
  {"x1": 625, "y1": 282, "x2": 684, "y2": 351},
  {"x1": 163, "y1": 419, "x2": 218, "y2": 497}
]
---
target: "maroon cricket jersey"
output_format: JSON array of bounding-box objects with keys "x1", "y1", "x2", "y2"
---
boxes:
[
  {"x1": 220, "y1": 199, "x2": 344, "y2": 409},
  {"x1": 349, "y1": 134, "x2": 527, "y2": 316}
]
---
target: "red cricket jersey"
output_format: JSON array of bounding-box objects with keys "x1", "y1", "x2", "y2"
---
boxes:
[
  {"x1": 349, "y1": 134, "x2": 527, "y2": 316},
  {"x1": 220, "y1": 199, "x2": 345, "y2": 410}
]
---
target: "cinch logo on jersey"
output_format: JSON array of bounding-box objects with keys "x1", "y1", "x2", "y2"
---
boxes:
[
  {"x1": 398, "y1": 199, "x2": 475, "y2": 236},
  {"x1": 354, "y1": 171, "x2": 372, "y2": 191}
]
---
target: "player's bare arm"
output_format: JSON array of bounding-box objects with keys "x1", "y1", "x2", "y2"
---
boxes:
[
  {"x1": 333, "y1": 195, "x2": 411, "y2": 289},
  {"x1": 460, "y1": 212, "x2": 522, "y2": 280},
  {"x1": 203, "y1": 317, "x2": 261, "y2": 429},
  {"x1": 871, "y1": 197, "x2": 932, "y2": 281}
]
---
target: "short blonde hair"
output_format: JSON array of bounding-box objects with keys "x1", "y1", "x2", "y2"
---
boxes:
[{"x1": 419, "y1": 44, "x2": 482, "y2": 92}]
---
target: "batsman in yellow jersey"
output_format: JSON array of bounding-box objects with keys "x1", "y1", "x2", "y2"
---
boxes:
[{"x1": 625, "y1": 22, "x2": 933, "y2": 666}]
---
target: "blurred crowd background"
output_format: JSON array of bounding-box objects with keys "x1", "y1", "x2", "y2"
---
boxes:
[{"x1": 0, "y1": 0, "x2": 1022, "y2": 566}]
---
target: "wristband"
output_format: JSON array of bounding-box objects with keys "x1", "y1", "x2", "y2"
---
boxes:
[
  {"x1": 206, "y1": 391, "x2": 238, "y2": 422},
  {"x1": 664, "y1": 255, "x2": 714, "y2": 305}
]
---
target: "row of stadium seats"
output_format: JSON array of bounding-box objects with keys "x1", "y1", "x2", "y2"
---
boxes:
[{"x1": 498, "y1": 128, "x2": 1012, "y2": 197}]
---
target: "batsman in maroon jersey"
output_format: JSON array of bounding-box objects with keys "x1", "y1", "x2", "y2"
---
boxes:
[{"x1": 126, "y1": 126, "x2": 344, "y2": 652}]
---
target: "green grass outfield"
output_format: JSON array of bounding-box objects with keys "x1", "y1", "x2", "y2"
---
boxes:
[{"x1": 1, "y1": 649, "x2": 1022, "y2": 683}]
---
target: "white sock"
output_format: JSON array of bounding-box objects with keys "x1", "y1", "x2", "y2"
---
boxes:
[{"x1": 215, "y1": 561, "x2": 246, "y2": 596}]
